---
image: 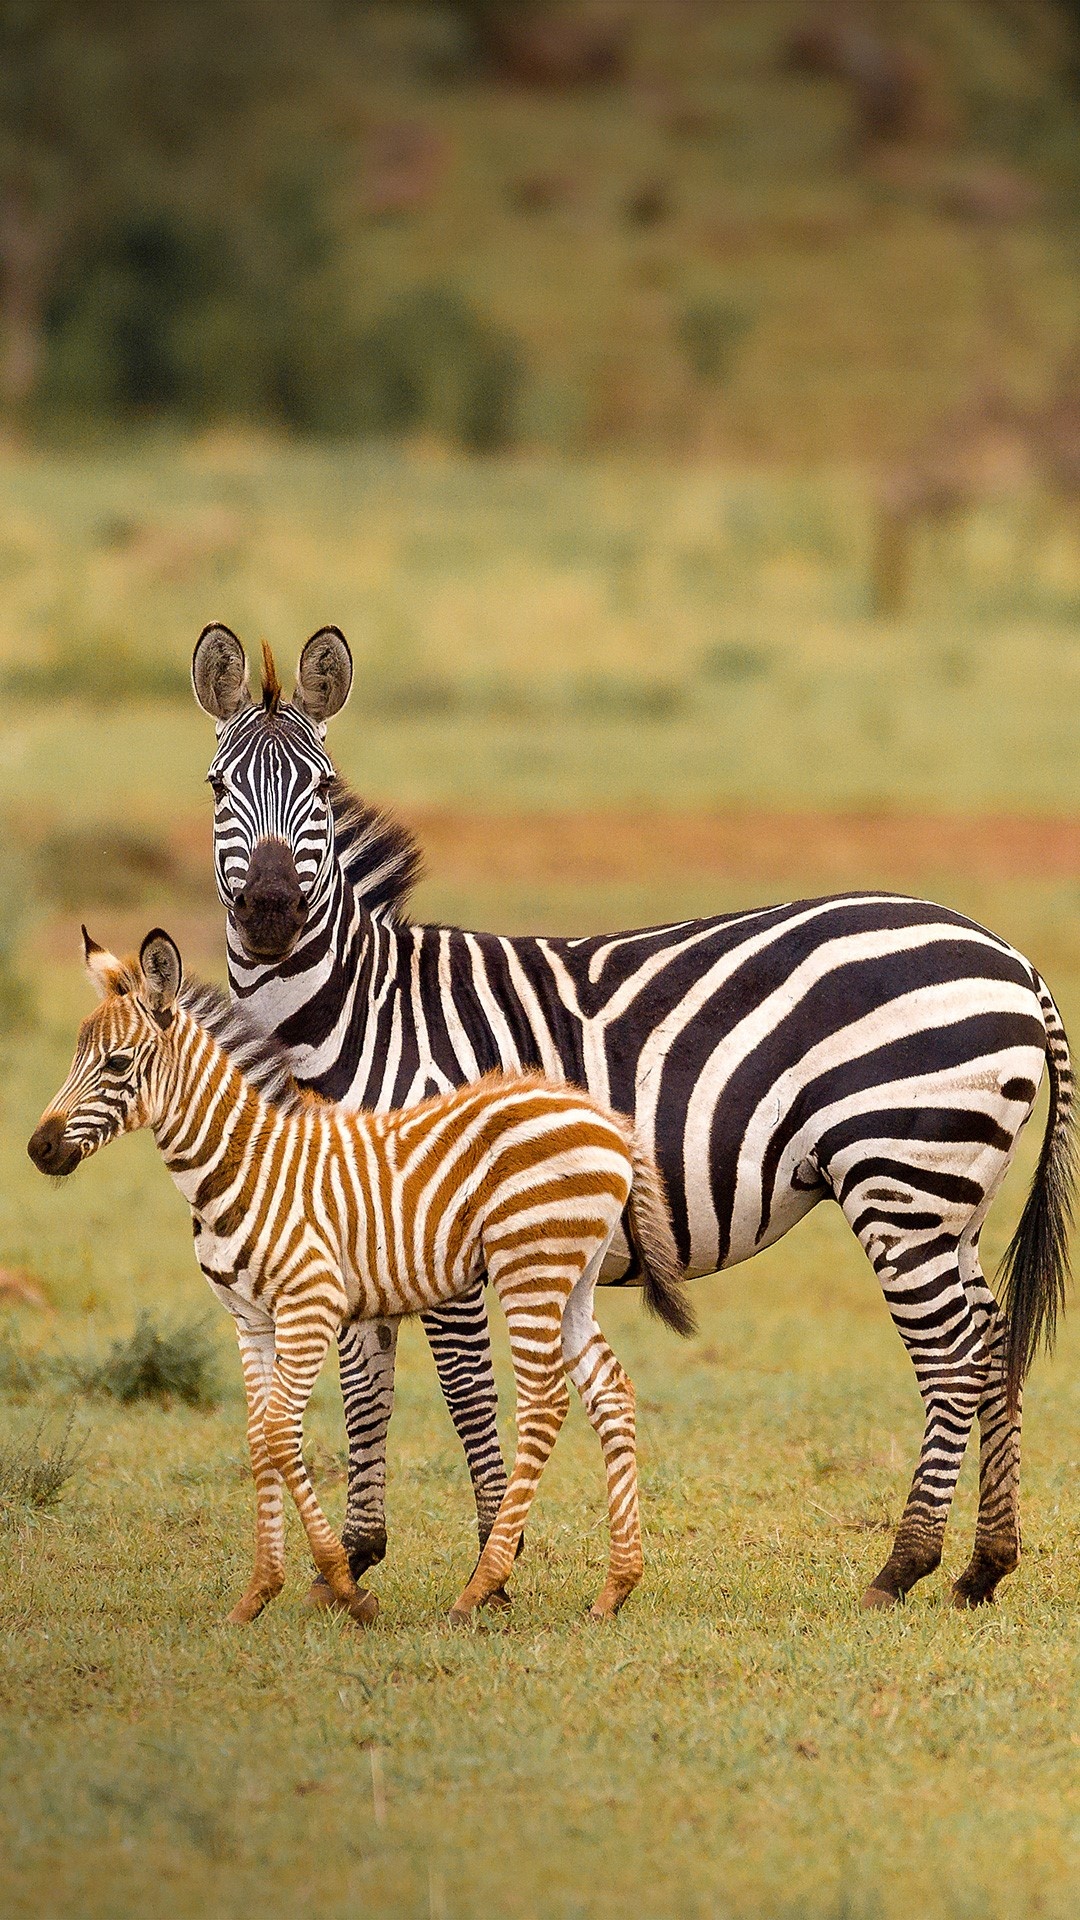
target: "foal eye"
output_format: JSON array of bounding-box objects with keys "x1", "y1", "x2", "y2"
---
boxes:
[{"x1": 104, "y1": 1052, "x2": 133, "y2": 1074}]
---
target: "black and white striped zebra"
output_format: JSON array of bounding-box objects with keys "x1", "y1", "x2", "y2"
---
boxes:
[{"x1": 192, "y1": 623, "x2": 1075, "y2": 1609}]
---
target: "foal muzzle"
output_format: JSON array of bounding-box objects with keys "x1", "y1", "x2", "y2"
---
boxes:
[{"x1": 27, "y1": 1115, "x2": 82, "y2": 1178}]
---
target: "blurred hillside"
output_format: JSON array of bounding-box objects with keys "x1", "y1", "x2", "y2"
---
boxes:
[{"x1": 4, "y1": 1, "x2": 1080, "y2": 462}]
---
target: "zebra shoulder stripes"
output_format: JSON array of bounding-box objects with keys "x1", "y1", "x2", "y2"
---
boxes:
[
  {"x1": 29, "y1": 928, "x2": 693, "y2": 1625},
  {"x1": 192, "y1": 623, "x2": 1076, "y2": 1611}
]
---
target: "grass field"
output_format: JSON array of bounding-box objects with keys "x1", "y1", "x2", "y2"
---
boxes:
[{"x1": 5, "y1": 441, "x2": 1080, "y2": 1918}]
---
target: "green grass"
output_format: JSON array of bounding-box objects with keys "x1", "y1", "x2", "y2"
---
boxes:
[
  {"x1": 1, "y1": 442, "x2": 1080, "y2": 820},
  {"x1": 4, "y1": 922, "x2": 1080, "y2": 1920},
  {"x1": 4, "y1": 434, "x2": 1080, "y2": 1915}
]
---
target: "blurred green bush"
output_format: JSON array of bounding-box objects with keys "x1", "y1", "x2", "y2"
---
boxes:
[{"x1": 39, "y1": 201, "x2": 525, "y2": 448}]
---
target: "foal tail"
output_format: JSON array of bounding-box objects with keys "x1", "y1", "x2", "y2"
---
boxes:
[
  {"x1": 1002, "y1": 975, "x2": 1077, "y2": 1417},
  {"x1": 624, "y1": 1129, "x2": 696, "y2": 1338}
]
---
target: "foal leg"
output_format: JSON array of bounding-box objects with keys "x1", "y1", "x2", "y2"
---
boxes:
[
  {"x1": 264, "y1": 1285, "x2": 377, "y2": 1627},
  {"x1": 561, "y1": 1261, "x2": 642, "y2": 1619},
  {"x1": 228, "y1": 1317, "x2": 286, "y2": 1625},
  {"x1": 305, "y1": 1316, "x2": 400, "y2": 1607},
  {"x1": 447, "y1": 1271, "x2": 571, "y2": 1622}
]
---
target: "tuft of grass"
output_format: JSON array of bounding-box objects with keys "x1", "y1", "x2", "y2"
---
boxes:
[
  {"x1": 0, "y1": 1328, "x2": 47, "y2": 1396},
  {"x1": 69, "y1": 1314, "x2": 221, "y2": 1409},
  {"x1": 0, "y1": 1414, "x2": 83, "y2": 1517}
]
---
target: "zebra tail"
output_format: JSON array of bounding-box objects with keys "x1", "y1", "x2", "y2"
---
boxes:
[
  {"x1": 624, "y1": 1129, "x2": 696, "y2": 1339},
  {"x1": 1002, "y1": 977, "x2": 1077, "y2": 1418}
]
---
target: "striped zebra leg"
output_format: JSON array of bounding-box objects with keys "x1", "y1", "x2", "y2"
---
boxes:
[
  {"x1": 335, "y1": 1316, "x2": 400, "y2": 1578},
  {"x1": 448, "y1": 1274, "x2": 571, "y2": 1623},
  {"x1": 264, "y1": 1285, "x2": 378, "y2": 1627},
  {"x1": 952, "y1": 1289, "x2": 1021, "y2": 1607},
  {"x1": 228, "y1": 1320, "x2": 287, "y2": 1625},
  {"x1": 420, "y1": 1282, "x2": 509, "y2": 1550},
  {"x1": 561, "y1": 1264, "x2": 642, "y2": 1620},
  {"x1": 861, "y1": 1238, "x2": 991, "y2": 1607}
]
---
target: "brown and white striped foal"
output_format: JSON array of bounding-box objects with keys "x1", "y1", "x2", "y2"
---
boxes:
[{"x1": 29, "y1": 929, "x2": 693, "y2": 1627}]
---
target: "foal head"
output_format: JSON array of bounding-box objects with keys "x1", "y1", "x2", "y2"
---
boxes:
[{"x1": 27, "y1": 929, "x2": 183, "y2": 1177}]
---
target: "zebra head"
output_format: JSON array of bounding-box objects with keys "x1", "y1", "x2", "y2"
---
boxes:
[
  {"x1": 27, "y1": 929, "x2": 182, "y2": 1176},
  {"x1": 192, "y1": 624, "x2": 353, "y2": 964}
]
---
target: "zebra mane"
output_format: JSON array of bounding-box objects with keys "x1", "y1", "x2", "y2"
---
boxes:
[
  {"x1": 329, "y1": 778, "x2": 423, "y2": 922},
  {"x1": 179, "y1": 976, "x2": 305, "y2": 1113}
]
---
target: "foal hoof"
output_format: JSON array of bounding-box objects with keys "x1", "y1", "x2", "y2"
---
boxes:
[
  {"x1": 482, "y1": 1586, "x2": 512, "y2": 1612},
  {"x1": 302, "y1": 1575, "x2": 337, "y2": 1611},
  {"x1": 344, "y1": 1588, "x2": 379, "y2": 1628},
  {"x1": 860, "y1": 1585, "x2": 900, "y2": 1610},
  {"x1": 446, "y1": 1607, "x2": 474, "y2": 1629}
]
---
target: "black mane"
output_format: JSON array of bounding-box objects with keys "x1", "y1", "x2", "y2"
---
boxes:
[
  {"x1": 180, "y1": 975, "x2": 305, "y2": 1113},
  {"x1": 329, "y1": 778, "x2": 423, "y2": 922}
]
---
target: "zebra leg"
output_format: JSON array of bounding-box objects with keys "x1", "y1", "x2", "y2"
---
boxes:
[
  {"x1": 561, "y1": 1261, "x2": 642, "y2": 1620},
  {"x1": 448, "y1": 1280, "x2": 570, "y2": 1623},
  {"x1": 951, "y1": 1283, "x2": 1021, "y2": 1608},
  {"x1": 228, "y1": 1318, "x2": 286, "y2": 1625},
  {"x1": 860, "y1": 1238, "x2": 992, "y2": 1608},
  {"x1": 264, "y1": 1287, "x2": 378, "y2": 1627},
  {"x1": 420, "y1": 1281, "x2": 509, "y2": 1553},
  {"x1": 338, "y1": 1315, "x2": 400, "y2": 1578},
  {"x1": 303, "y1": 1316, "x2": 398, "y2": 1607}
]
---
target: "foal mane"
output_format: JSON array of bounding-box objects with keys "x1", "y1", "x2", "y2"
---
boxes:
[{"x1": 179, "y1": 976, "x2": 305, "y2": 1114}]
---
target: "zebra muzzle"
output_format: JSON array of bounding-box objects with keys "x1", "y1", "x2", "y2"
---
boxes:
[{"x1": 231, "y1": 839, "x2": 308, "y2": 962}]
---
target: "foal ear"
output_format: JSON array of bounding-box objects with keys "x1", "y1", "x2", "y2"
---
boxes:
[
  {"x1": 82, "y1": 927, "x2": 127, "y2": 999},
  {"x1": 138, "y1": 929, "x2": 183, "y2": 1027},
  {"x1": 192, "y1": 624, "x2": 252, "y2": 722},
  {"x1": 293, "y1": 626, "x2": 353, "y2": 725}
]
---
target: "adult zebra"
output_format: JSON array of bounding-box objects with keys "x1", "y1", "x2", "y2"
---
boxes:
[{"x1": 192, "y1": 622, "x2": 1074, "y2": 1611}]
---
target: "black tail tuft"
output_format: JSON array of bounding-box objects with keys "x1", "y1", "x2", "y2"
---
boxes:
[{"x1": 1001, "y1": 993, "x2": 1076, "y2": 1417}]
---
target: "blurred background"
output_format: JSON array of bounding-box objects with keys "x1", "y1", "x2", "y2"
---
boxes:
[{"x1": 1, "y1": 0, "x2": 1080, "y2": 1022}]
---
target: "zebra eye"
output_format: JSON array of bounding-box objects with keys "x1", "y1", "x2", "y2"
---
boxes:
[
  {"x1": 103, "y1": 1051, "x2": 133, "y2": 1075},
  {"x1": 208, "y1": 775, "x2": 226, "y2": 802},
  {"x1": 316, "y1": 776, "x2": 333, "y2": 803}
]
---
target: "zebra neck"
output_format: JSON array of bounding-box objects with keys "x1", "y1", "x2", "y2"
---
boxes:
[
  {"x1": 152, "y1": 1011, "x2": 276, "y2": 1223},
  {"x1": 230, "y1": 878, "x2": 409, "y2": 1094},
  {"x1": 227, "y1": 860, "x2": 357, "y2": 1034}
]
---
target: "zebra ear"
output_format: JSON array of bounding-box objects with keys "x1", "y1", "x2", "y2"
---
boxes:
[
  {"x1": 293, "y1": 627, "x2": 352, "y2": 725},
  {"x1": 192, "y1": 624, "x2": 252, "y2": 722},
  {"x1": 139, "y1": 929, "x2": 183, "y2": 1028},
  {"x1": 82, "y1": 927, "x2": 126, "y2": 1000}
]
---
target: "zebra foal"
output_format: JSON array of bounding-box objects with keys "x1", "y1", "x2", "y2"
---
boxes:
[{"x1": 28, "y1": 928, "x2": 692, "y2": 1626}]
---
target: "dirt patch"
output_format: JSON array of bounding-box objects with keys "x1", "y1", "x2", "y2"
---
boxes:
[{"x1": 407, "y1": 808, "x2": 1080, "y2": 889}]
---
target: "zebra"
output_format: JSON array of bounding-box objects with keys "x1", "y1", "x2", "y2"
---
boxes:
[
  {"x1": 191, "y1": 621, "x2": 1075, "y2": 1612},
  {"x1": 29, "y1": 928, "x2": 692, "y2": 1625}
]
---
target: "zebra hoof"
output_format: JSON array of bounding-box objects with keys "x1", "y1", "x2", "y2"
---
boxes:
[
  {"x1": 344, "y1": 1532, "x2": 388, "y2": 1580},
  {"x1": 860, "y1": 1585, "x2": 900, "y2": 1610},
  {"x1": 951, "y1": 1582, "x2": 997, "y2": 1610},
  {"x1": 446, "y1": 1607, "x2": 475, "y2": 1629},
  {"x1": 482, "y1": 1586, "x2": 512, "y2": 1612}
]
